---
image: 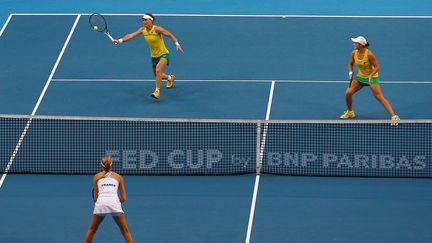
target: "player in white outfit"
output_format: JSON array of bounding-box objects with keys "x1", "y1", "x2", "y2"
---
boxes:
[{"x1": 84, "y1": 156, "x2": 133, "y2": 243}]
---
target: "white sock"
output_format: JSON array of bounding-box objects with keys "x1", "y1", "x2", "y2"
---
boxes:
[
  {"x1": 155, "y1": 88, "x2": 160, "y2": 92},
  {"x1": 167, "y1": 75, "x2": 172, "y2": 81}
]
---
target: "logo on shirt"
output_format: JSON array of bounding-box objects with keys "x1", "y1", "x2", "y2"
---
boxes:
[{"x1": 101, "y1": 183, "x2": 116, "y2": 187}]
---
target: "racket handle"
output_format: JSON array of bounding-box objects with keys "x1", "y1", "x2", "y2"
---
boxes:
[{"x1": 105, "y1": 32, "x2": 114, "y2": 41}]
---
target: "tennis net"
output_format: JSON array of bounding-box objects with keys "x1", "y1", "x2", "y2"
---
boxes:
[{"x1": 1, "y1": 114, "x2": 431, "y2": 177}]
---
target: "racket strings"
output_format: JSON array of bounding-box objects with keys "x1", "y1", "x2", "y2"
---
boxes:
[{"x1": 89, "y1": 14, "x2": 108, "y2": 32}]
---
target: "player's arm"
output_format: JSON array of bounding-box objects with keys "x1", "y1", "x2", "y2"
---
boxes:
[
  {"x1": 155, "y1": 26, "x2": 184, "y2": 53},
  {"x1": 368, "y1": 51, "x2": 379, "y2": 78},
  {"x1": 93, "y1": 174, "x2": 99, "y2": 202},
  {"x1": 348, "y1": 52, "x2": 355, "y2": 81},
  {"x1": 118, "y1": 175, "x2": 127, "y2": 203},
  {"x1": 112, "y1": 28, "x2": 143, "y2": 44}
]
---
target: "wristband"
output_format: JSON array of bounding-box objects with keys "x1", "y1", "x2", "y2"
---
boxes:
[
  {"x1": 175, "y1": 42, "x2": 180, "y2": 46},
  {"x1": 349, "y1": 71, "x2": 353, "y2": 77},
  {"x1": 119, "y1": 38, "x2": 124, "y2": 44}
]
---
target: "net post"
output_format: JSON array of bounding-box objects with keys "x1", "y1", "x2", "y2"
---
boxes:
[{"x1": 256, "y1": 121, "x2": 262, "y2": 175}]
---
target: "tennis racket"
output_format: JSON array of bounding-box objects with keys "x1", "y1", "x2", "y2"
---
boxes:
[
  {"x1": 89, "y1": 13, "x2": 114, "y2": 41},
  {"x1": 348, "y1": 72, "x2": 353, "y2": 88},
  {"x1": 92, "y1": 188, "x2": 96, "y2": 202}
]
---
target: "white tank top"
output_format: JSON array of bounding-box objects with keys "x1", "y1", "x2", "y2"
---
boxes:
[
  {"x1": 97, "y1": 172, "x2": 119, "y2": 197},
  {"x1": 93, "y1": 171, "x2": 123, "y2": 215}
]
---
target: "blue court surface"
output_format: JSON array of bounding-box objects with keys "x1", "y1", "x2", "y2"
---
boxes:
[{"x1": 1, "y1": 13, "x2": 432, "y2": 243}]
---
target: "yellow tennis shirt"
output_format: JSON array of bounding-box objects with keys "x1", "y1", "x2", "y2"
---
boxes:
[
  {"x1": 142, "y1": 25, "x2": 169, "y2": 58},
  {"x1": 353, "y1": 49, "x2": 378, "y2": 78}
]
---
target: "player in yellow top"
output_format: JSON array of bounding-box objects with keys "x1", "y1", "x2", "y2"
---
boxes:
[
  {"x1": 341, "y1": 36, "x2": 400, "y2": 125},
  {"x1": 113, "y1": 13, "x2": 184, "y2": 99}
]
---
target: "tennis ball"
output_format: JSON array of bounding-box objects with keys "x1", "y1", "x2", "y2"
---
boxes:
[{"x1": 93, "y1": 26, "x2": 98, "y2": 30}]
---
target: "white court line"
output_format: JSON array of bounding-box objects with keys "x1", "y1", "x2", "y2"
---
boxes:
[
  {"x1": 0, "y1": 14, "x2": 13, "y2": 37},
  {"x1": 245, "y1": 81, "x2": 275, "y2": 243},
  {"x1": 265, "y1": 82, "x2": 275, "y2": 121},
  {"x1": 11, "y1": 13, "x2": 81, "y2": 16},
  {"x1": 51, "y1": 78, "x2": 432, "y2": 84},
  {"x1": 245, "y1": 175, "x2": 260, "y2": 243},
  {"x1": 154, "y1": 14, "x2": 432, "y2": 19},
  {"x1": 0, "y1": 15, "x2": 81, "y2": 188},
  {"x1": 10, "y1": 13, "x2": 432, "y2": 18}
]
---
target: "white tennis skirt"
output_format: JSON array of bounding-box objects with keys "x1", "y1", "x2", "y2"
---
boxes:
[{"x1": 93, "y1": 197, "x2": 124, "y2": 216}]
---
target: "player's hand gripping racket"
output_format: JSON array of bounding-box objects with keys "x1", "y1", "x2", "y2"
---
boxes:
[{"x1": 89, "y1": 13, "x2": 114, "y2": 41}]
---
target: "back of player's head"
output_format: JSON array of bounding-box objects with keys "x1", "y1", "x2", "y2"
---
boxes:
[{"x1": 101, "y1": 156, "x2": 113, "y2": 171}]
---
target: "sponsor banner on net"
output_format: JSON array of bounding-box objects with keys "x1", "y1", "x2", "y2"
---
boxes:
[
  {"x1": 104, "y1": 149, "x2": 428, "y2": 173},
  {"x1": 106, "y1": 149, "x2": 229, "y2": 170},
  {"x1": 265, "y1": 152, "x2": 427, "y2": 170}
]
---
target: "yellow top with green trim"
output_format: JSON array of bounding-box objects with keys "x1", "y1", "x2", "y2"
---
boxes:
[
  {"x1": 142, "y1": 25, "x2": 169, "y2": 58},
  {"x1": 353, "y1": 49, "x2": 379, "y2": 78}
]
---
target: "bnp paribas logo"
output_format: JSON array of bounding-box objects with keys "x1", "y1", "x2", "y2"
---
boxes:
[{"x1": 265, "y1": 152, "x2": 427, "y2": 171}]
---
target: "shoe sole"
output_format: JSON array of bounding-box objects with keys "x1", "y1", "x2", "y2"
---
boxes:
[{"x1": 151, "y1": 94, "x2": 160, "y2": 99}]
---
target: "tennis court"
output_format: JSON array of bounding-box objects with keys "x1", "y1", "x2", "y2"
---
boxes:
[{"x1": 1, "y1": 10, "x2": 432, "y2": 243}]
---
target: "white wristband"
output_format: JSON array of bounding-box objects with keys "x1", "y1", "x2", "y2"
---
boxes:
[
  {"x1": 175, "y1": 41, "x2": 180, "y2": 46},
  {"x1": 349, "y1": 71, "x2": 353, "y2": 76},
  {"x1": 119, "y1": 38, "x2": 124, "y2": 44}
]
